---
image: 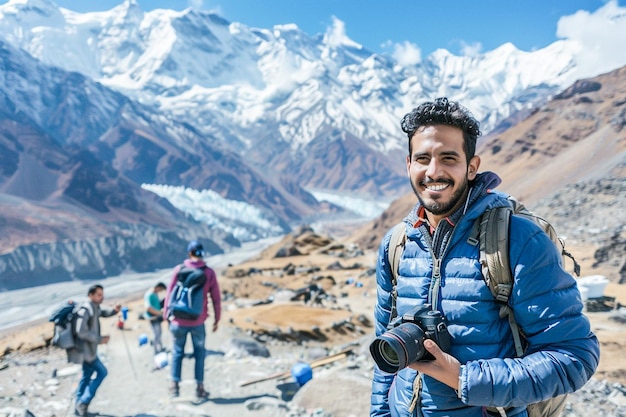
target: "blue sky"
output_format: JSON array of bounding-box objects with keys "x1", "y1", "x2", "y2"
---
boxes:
[{"x1": 2, "y1": 0, "x2": 624, "y2": 63}]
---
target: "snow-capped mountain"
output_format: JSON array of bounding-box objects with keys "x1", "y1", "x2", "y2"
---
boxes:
[{"x1": 2, "y1": 0, "x2": 618, "y2": 197}]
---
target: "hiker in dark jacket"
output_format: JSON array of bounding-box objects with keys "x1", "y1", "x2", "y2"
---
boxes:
[
  {"x1": 68, "y1": 284, "x2": 121, "y2": 417},
  {"x1": 163, "y1": 240, "x2": 221, "y2": 400},
  {"x1": 370, "y1": 98, "x2": 600, "y2": 417}
]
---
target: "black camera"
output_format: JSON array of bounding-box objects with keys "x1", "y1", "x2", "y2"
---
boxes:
[{"x1": 369, "y1": 304, "x2": 451, "y2": 374}]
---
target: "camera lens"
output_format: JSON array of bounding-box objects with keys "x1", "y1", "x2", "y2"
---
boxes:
[
  {"x1": 379, "y1": 341, "x2": 399, "y2": 365},
  {"x1": 369, "y1": 323, "x2": 426, "y2": 373}
]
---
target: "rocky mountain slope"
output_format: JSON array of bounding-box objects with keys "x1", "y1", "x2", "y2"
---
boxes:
[
  {"x1": 0, "y1": 43, "x2": 247, "y2": 289},
  {"x1": 0, "y1": 38, "x2": 335, "y2": 290},
  {"x1": 0, "y1": 40, "x2": 325, "y2": 224}
]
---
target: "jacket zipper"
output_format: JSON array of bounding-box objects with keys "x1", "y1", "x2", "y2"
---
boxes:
[{"x1": 423, "y1": 225, "x2": 457, "y2": 311}]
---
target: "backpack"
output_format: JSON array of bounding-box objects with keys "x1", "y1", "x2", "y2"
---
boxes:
[
  {"x1": 49, "y1": 300, "x2": 82, "y2": 350},
  {"x1": 387, "y1": 196, "x2": 579, "y2": 417},
  {"x1": 168, "y1": 265, "x2": 207, "y2": 320}
]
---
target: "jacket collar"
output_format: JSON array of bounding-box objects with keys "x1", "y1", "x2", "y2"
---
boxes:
[{"x1": 184, "y1": 258, "x2": 206, "y2": 268}]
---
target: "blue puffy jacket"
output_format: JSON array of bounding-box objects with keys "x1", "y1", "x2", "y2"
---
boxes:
[{"x1": 370, "y1": 174, "x2": 600, "y2": 417}]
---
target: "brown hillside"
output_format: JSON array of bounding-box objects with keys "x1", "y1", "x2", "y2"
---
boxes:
[{"x1": 477, "y1": 66, "x2": 626, "y2": 204}]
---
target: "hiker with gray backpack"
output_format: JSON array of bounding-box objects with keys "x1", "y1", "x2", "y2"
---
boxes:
[
  {"x1": 163, "y1": 240, "x2": 221, "y2": 401},
  {"x1": 369, "y1": 98, "x2": 600, "y2": 417},
  {"x1": 67, "y1": 284, "x2": 121, "y2": 416}
]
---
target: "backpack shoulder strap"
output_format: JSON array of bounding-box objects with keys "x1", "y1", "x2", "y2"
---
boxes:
[
  {"x1": 478, "y1": 206, "x2": 525, "y2": 357},
  {"x1": 176, "y1": 263, "x2": 190, "y2": 281},
  {"x1": 479, "y1": 203, "x2": 569, "y2": 417},
  {"x1": 387, "y1": 222, "x2": 407, "y2": 322},
  {"x1": 72, "y1": 304, "x2": 89, "y2": 336},
  {"x1": 479, "y1": 207, "x2": 512, "y2": 303}
]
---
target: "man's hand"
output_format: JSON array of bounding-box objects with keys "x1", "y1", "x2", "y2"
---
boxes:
[
  {"x1": 99, "y1": 335, "x2": 110, "y2": 345},
  {"x1": 113, "y1": 304, "x2": 122, "y2": 313},
  {"x1": 408, "y1": 339, "x2": 461, "y2": 390},
  {"x1": 212, "y1": 322, "x2": 219, "y2": 332}
]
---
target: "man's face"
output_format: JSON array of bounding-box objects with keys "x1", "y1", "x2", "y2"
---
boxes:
[
  {"x1": 406, "y1": 125, "x2": 480, "y2": 223},
  {"x1": 89, "y1": 287, "x2": 105, "y2": 305}
]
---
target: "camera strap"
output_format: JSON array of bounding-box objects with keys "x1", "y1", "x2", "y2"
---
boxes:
[
  {"x1": 387, "y1": 221, "x2": 408, "y2": 322},
  {"x1": 407, "y1": 372, "x2": 423, "y2": 415}
]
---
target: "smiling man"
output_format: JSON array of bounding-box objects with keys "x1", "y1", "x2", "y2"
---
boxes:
[
  {"x1": 370, "y1": 97, "x2": 599, "y2": 417},
  {"x1": 407, "y1": 123, "x2": 480, "y2": 221}
]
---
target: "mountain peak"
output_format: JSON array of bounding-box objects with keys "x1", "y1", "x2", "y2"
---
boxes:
[
  {"x1": 109, "y1": 0, "x2": 143, "y2": 21},
  {"x1": 322, "y1": 16, "x2": 362, "y2": 50},
  {"x1": 0, "y1": 0, "x2": 61, "y2": 20},
  {"x1": 113, "y1": 0, "x2": 139, "y2": 10},
  {"x1": 1, "y1": 0, "x2": 56, "y2": 10},
  {"x1": 488, "y1": 41, "x2": 522, "y2": 58}
]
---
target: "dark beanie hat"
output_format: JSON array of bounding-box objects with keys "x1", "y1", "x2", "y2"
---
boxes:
[{"x1": 187, "y1": 240, "x2": 204, "y2": 257}]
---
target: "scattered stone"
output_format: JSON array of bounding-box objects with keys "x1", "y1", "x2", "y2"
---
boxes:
[
  {"x1": 225, "y1": 337, "x2": 271, "y2": 358},
  {"x1": 0, "y1": 408, "x2": 36, "y2": 417},
  {"x1": 245, "y1": 396, "x2": 287, "y2": 411},
  {"x1": 44, "y1": 377, "x2": 59, "y2": 386},
  {"x1": 56, "y1": 364, "x2": 81, "y2": 377}
]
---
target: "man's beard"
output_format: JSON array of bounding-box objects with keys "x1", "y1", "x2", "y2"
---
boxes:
[{"x1": 412, "y1": 176, "x2": 470, "y2": 216}]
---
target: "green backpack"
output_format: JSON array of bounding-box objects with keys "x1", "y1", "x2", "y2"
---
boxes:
[{"x1": 387, "y1": 196, "x2": 579, "y2": 417}]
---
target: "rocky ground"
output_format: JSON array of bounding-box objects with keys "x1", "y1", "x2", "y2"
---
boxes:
[
  {"x1": 1, "y1": 227, "x2": 626, "y2": 417},
  {"x1": 531, "y1": 174, "x2": 626, "y2": 284}
]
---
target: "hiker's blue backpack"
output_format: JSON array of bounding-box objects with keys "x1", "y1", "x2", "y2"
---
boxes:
[{"x1": 168, "y1": 265, "x2": 207, "y2": 320}]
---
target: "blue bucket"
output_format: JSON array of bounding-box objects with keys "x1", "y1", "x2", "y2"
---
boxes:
[
  {"x1": 291, "y1": 362, "x2": 313, "y2": 386},
  {"x1": 138, "y1": 334, "x2": 149, "y2": 346}
]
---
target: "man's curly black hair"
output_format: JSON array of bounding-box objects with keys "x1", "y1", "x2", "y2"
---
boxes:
[{"x1": 401, "y1": 97, "x2": 481, "y2": 162}]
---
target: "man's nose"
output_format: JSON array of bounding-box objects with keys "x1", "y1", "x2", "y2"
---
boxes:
[{"x1": 425, "y1": 159, "x2": 441, "y2": 178}]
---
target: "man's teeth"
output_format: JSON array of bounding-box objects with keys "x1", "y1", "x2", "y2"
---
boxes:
[{"x1": 426, "y1": 184, "x2": 448, "y2": 191}]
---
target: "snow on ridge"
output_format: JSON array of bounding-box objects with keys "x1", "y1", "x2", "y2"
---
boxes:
[
  {"x1": 141, "y1": 183, "x2": 284, "y2": 241},
  {"x1": 141, "y1": 183, "x2": 390, "y2": 241},
  {"x1": 309, "y1": 189, "x2": 391, "y2": 219}
]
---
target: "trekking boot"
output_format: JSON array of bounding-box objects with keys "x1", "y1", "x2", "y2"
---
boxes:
[
  {"x1": 74, "y1": 401, "x2": 88, "y2": 416},
  {"x1": 169, "y1": 381, "x2": 180, "y2": 398},
  {"x1": 195, "y1": 383, "x2": 209, "y2": 400}
]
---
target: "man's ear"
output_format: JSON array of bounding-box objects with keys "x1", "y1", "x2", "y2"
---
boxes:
[
  {"x1": 406, "y1": 154, "x2": 411, "y2": 177},
  {"x1": 468, "y1": 155, "x2": 480, "y2": 180}
]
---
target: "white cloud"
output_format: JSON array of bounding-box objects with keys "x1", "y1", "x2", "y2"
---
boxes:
[
  {"x1": 557, "y1": 0, "x2": 626, "y2": 77},
  {"x1": 323, "y1": 16, "x2": 362, "y2": 49},
  {"x1": 460, "y1": 41, "x2": 482, "y2": 57},
  {"x1": 391, "y1": 41, "x2": 422, "y2": 66},
  {"x1": 188, "y1": 0, "x2": 204, "y2": 9}
]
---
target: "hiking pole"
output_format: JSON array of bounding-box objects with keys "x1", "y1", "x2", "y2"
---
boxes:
[
  {"x1": 63, "y1": 370, "x2": 81, "y2": 417},
  {"x1": 118, "y1": 314, "x2": 138, "y2": 381}
]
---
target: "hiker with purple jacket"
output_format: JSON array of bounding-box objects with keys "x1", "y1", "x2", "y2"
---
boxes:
[{"x1": 163, "y1": 240, "x2": 221, "y2": 400}]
